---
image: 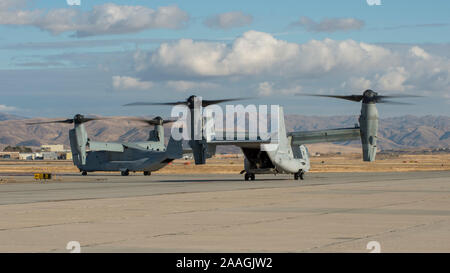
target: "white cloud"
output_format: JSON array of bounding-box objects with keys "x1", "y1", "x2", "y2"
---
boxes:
[
  {"x1": 112, "y1": 76, "x2": 153, "y2": 91},
  {"x1": 146, "y1": 32, "x2": 392, "y2": 77},
  {"x1": 166, "y1": 81, "x2": 218, "y2": 92},
  {"x1": 133, "y1": 31, "x2": 449, "y2": 97},
  {"x1": 0, "y1": 3, "x2": 189, "y2": 37},
  {"x1": 290, "y1": 16, "x2": 365, "y2": 32},
  {"x1": 0, "y1": 105, "x2": 17, "y2": 112},
  {"x1": 342, "y1": 77, "x2": 372, "y2": 90},
  {"x1": 258, "y1": 82, "x2": 274, "y2": 96},
  {"x1": 0, "y1": 0, "x2": 40, "y2": 25},
  {"x1": 258, "y1": 82, "x2": 302, "y2": 97},
  {"x1": 149, "y1": 31, "x2": 300, "y2": 76},
  {"x1": 204, "y1": 11, "x2": 253, "y2": 29},
  {"x1": 367, "y1": 0, "x2": 382, "y2": 6},
  {"x1": 375, "y1": 67, "x2": 409, "y2": 91},
  {"x1": 410, "y1": 46, "x2": 430, "y2": 60}
]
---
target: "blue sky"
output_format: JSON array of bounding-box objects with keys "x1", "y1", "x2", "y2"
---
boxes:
[{"x1": 0, "y1": 0, "x2": 449, "y2": 118}]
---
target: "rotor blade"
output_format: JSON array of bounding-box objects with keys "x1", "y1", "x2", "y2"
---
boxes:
[
  {"x1": 376, "y1": 100, "x2": 414, "y2": 105},
  {"x1": 296, "y1": 94, "x2": 363, "y2": 102},
  {"x1": 82, "y1": 117, "x2": 104, "y2": 122},
  {"x1": 202, "y1": 97, "x2": 253, "y2": 107},
  {"x1": 26, "y1": 119, "x2": 73, "y2": 125},
  {"x1": 127, "y1": 117, "x2": 177, "y2": 126},
  {"x1": 123, "y1": 101, "x2": 187, "y2": 106},
  {"x1": 377, "y1": 94, "x2": 422, "y2": 99}
]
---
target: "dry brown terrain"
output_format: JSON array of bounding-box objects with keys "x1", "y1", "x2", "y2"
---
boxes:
[
  {"x1": 0, "y1": 153, "x2": 449, "y2": 177},
  {"x1": 1, "y1": 114, "x2": 449, "y2": 151}
]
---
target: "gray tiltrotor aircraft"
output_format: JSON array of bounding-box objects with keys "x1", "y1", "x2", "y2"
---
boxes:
[
  {"x1": 126, "y1": 90, "x2": 416, "y2": 181},
  {"x1": 27, "y1": 114, "x2": 183, "y2": 176}
]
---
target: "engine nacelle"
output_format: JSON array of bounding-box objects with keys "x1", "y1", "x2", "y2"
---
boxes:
[
  {"x1": 69, "y1": 124, "x2": 88, "y2": 166},
  {"x1": 359, "y1": 103, "x2": 378, "y2": 162}
]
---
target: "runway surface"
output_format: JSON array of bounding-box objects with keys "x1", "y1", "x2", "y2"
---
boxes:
[{"x1": 0, "y1": 171, "x2": 449, "y2": 252}]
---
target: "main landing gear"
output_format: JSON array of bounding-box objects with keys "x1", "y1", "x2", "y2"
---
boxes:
[
  {"x1": 244, "y1": 173, "x2": 255, "y2": 181},
  {"x1": 294, "y1": 170, "x2": 305, "y2": 181},
  {"x1": 81, "y1": 171, "x2": 87, "y2": 176},
  {"x1": 143, "y1": 171, "x2": 151, "y2": 176},
  {"x1": 121, "y1": 170, "x2": 130, "y2": 176}
]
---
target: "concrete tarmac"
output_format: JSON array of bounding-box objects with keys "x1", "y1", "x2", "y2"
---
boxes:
[{"x1": 0, "y1": 171, "x2": 449, "y2": 252}]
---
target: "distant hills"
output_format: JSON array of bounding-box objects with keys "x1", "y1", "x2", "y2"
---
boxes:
[
  {"x1": 0, "y1": 113, "x2": 25, "y2": 121},
  {"x1": 0, "y1": 112, "x2": 449, "y2": 152},
  {"x1": 285, "y1": 114, "x2": 450, "y2": 150}
]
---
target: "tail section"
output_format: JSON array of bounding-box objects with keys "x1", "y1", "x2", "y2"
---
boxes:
[{"x1": 166, "y1": 136, "x2": 183, "y2": 159}]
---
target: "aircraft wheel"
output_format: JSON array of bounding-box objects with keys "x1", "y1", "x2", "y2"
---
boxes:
[
  {"x1": 81, "y1": 171, "x2": 87, "y2": 176},
  {"x1": 121, "y1": 170, "x2": 129, "y2": 176},
  {"x1": 244, "y1": 173, "x2": 250, "y2": 181},
  {"x1": 294, "y1": 171, "x2": 304, "y2": 180},
  {"x1": 143, "y1": 171, "x2": 151, "y2": 176},
  {"x1": 250, "y1": 174, "x2": 256, "y2": 181}
]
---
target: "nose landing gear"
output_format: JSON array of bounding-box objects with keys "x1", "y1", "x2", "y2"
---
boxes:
[
  {"x1": 294, "y1": 170, "x2": 305, "y2": 180},
  {"x1": 244, "y1": 173, "x2": 256, "y2": 181}
]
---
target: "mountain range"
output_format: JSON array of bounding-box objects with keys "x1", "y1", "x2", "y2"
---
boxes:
[{"x1": 0, "y1": 113, "x2": 449, "y2": 152}]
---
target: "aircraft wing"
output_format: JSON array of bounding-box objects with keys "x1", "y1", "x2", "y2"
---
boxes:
[
  {"x1": 207, "y1": 140, "x2": 270, "y2": 148},
  {"x1": 207, "y1": 131, "x2": 272, "y2": 148},
  {"x1": 88, "y1": 141, "x2": 124, "y2": 152},
  {"x1": 88, "y1": 141, "x2": 160, "y2": 152},
  {"x1": 288, "y1": 127, "x2": 361, "y2": 145}
]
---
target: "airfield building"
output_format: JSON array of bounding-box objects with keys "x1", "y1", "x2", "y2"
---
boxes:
[
  {"x1": 40, "y1": 145, "x2": 65, "y2": 152},
  {"x1": 19, "y1": 153, "x2": 35, "y2": 160},
  {"x1": 0, "y1": 152, "x2": 20, "y2": 160}
]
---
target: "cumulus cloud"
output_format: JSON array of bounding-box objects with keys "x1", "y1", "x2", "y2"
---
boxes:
[
  {"x1": 144, "y1": 31, "x2": 392, "y2": 77},
  {"x1": 0, "y1": 3, "x2": 189, "y2": 37},
  {"x1": 258, "y1": 82, "x2": 302, "y2": 96},
  {"x1": 148, "y1": 31, "x2": 300, "y2": 76},
  {"x1": 204, "y1": 11, "x2": 253, "y2": 29},
  {"x1": 375, "y1": 67, "x2": 409, "y2": 91},
  {"x1": 131, "y1": 31, "x2": 449, "y2": 97},
  {"x1": 410, "y1": 46, "x2": 430, "y2": 60},
  {"x1": 0, "y1": 105, "x2": 17, "y2": 112},
  {"x1": 0, "y1": 0, "x2": 40, "y2": 25},
  {"x1": 112, "y1": 76, "x2": 153, "y2": 91},
  {"x1": 166, "y1": 81, "x2": 219, "y2": 92},
  {"x1": 290, "y1": 16, "x2": 364, "y2": 32},
  {"x1": 342, "y1": 77, "x2": 372, "y2": 90}
]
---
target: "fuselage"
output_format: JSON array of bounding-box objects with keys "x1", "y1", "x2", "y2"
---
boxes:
[{"x1": 243, "y1": 144, "x2": 310, "y2": 175}]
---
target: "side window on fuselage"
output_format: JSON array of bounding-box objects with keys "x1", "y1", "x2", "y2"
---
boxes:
[{"x1": 300, "y1": 145, "x2": 309, "y2": 159}]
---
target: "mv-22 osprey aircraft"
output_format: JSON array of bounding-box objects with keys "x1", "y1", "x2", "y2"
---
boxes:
[
  {"x1": 125, "y1": 90, "x2": 417, "y2": 181},
  {"x1": 27, "y1": 115, "x2": 183, "y2": 176}
]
